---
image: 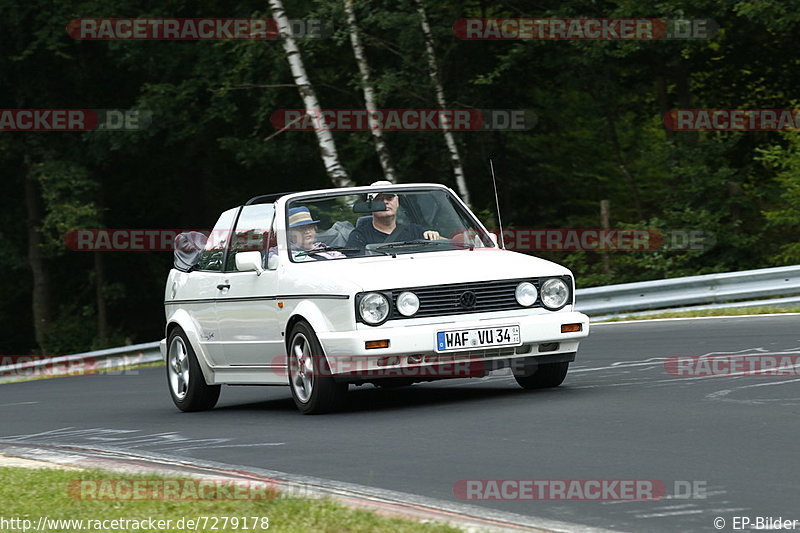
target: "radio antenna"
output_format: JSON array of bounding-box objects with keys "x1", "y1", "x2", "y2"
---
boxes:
[{"x1": 489, "y1": 159, "x2": 505, "y2": 249}]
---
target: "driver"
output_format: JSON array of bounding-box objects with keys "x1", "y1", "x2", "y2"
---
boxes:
[{"x1": 345, "y1": 181, "x2": 441, "y2": 248}]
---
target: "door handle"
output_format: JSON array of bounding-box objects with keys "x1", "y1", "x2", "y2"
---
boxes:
[{"x1": 217, "y1": 284, "x2": 230, "y2": 290}]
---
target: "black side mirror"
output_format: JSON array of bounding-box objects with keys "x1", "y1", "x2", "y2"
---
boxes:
[{"x1": 352, "y1": 200, "x2": 389, "y2": 213}]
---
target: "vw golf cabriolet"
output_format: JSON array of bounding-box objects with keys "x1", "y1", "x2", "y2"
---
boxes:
[{"x1": 161, "y1": 182, "x2": 589, "y2": 414}]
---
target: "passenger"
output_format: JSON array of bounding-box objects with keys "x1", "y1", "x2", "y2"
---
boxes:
[{"x1": 269, "y1": 206, "x2": 345, "y2": 262}]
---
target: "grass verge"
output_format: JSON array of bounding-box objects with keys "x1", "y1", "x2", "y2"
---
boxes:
[{"x1": 0, "y1": 467, "x2": 460, "y2": 533}]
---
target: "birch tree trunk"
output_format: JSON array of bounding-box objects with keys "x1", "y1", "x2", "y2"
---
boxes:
[
  {"x1": 413, "y1": 0, "x2": 470, "y2": 205},
  {"x1": 343, "y1": 0, "x2": 396, "y2": 182},
  {"x1": 268, "y1": 0, "x2": 352, "y2": 187}
]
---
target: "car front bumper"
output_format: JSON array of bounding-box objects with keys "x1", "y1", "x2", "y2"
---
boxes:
[{"x1": 317, "y1": 310, "x2": 589, "y2": 378}]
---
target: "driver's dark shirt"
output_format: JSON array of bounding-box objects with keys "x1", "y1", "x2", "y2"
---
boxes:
[{"x1": 346, "y1": 220, "x2": 426, "y2": 248}]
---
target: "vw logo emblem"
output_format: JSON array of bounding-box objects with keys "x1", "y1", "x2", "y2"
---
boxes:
[{"x1": 459, "y1": 291, "x2": 477, "y2": 309}]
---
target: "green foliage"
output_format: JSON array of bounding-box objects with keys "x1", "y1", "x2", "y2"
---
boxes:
[
  {"x1": 757, "y1": 134, "x2": 800, "y2": 263},
  {"x1": 41, "y1": 302, "x2": 97, "y2": 355},
  {"x1": 33, "y1": 161, "x2": 101, "y2": 254}
]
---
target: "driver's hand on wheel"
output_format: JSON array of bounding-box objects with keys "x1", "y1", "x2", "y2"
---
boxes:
[{"x1": 423, "y1": 230, "x2": 443, "y2": 240}]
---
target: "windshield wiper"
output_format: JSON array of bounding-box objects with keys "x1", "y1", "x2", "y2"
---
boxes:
[
  {"x1": 374, "y1": 240, "x2": 473, "y2": 250},
  {"x1": 294, "y1": 245, "x2": 361, "y2": 257}
]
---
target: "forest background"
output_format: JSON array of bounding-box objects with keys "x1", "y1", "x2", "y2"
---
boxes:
[{"x1": 2, "y1": 0, "x2": 799, "y2": 355}]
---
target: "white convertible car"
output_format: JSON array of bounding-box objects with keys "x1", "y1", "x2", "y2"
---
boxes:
[{"x1": 160, "y1": 183, "x2": 590, "y2": 414}]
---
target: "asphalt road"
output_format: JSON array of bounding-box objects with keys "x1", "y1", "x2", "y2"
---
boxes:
[{"x1": 2, "y1": 315, "x2": 799, "y2": 532}]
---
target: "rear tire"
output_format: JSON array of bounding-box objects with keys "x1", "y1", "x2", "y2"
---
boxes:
[
  {"x1": 166, "y1": 328, "x2": 221, "y2": 411},
  {"x1": 514, "y1": 361, "x2": 569, "y2": 389},
  {"x1": 288, "y1": 321, "x2": 348, "y2": 414}
]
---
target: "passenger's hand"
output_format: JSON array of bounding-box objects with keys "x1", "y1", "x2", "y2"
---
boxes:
[{"x1": 423, "y1": 230, "x2": 442, "y2": 240}]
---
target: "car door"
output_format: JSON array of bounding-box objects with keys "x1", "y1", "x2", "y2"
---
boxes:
[
  {"x1": 180, "y1": 207, "x2": 238, "y2": 367},
  {"x1": 215, "y1": 203, "x2": 284, "y2": 367}
]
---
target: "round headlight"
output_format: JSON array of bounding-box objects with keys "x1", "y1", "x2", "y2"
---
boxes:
[
  {"x1": 396, "y1": 291, "x2": 420, "y2": 316},
  {"x1": 359, "y1": 292, "x2": 390, "y2": 324},
  {"x1": 540, "y1": 278, "x2": 569, "y2": 309},
  {"x1": 515, "y1": 282, "x2": 538, "y2": 307}
]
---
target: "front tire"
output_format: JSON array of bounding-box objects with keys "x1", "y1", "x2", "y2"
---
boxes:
[
  {"x1": 288, "y1": 321, "x2": 348, "y2": 414},
  {"x1": 514, "y1": 361, "x2": 569, "y2": 389},
  {"x1": 166, "y1": 328, "x2": 221, "y2": 412}
]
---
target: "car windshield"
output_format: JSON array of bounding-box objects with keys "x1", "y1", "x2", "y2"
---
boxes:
[{"x1": 284, "y1": 188, "x2": 495, "y2": 261}]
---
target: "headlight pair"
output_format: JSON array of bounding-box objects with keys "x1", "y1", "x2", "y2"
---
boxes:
[
  {"x1": 515, "y1": 278, "x2": 570, "y2": 310},
  {"x1": 358, "y1": 291, "x2": 420, "y2": 325}
]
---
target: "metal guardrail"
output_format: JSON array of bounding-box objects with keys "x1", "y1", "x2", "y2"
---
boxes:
[
  {"x1": 575, "y1": 265, "x2": 800, "y2": 316},
  {"x1": 0, "y1": 341, "x2": 161, "y2": 383},
  {"x1": 2, "y1": 265, "x2": 798, "y2": 382}
]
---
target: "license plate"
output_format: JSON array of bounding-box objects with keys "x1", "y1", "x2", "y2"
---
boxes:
[{"x1": 435, "y1": 325, "x2": 521, "y2": 352}]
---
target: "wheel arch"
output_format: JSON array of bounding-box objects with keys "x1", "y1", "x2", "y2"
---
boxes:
[
  {"x1": 164, "y1": 308, "x2": 216, "y2": 385},
  {"x1": 284, "y1": 300, "x2": 335, "y2": 355}
]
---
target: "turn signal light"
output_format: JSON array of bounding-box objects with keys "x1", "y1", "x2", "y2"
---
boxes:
[
  {"x1": 561, "y1": 323, "x2": 582, "y2": 333},
  {"x1": 365, "y1": 340, "x2": 390, "y2": 349}
]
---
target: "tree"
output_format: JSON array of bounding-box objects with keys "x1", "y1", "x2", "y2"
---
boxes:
[
  {"x1": 413, "y1": 0, "x2": 470, "y2": 205},
  {"x1": 268, "y1": 0, "x2": 352, "y2": 187},
  {"x1": 343, "y1": 0, "x2": 397, "y2": 182},
  {"x1": 757, "y1": 134, "x2": 800, "y2": 264}
]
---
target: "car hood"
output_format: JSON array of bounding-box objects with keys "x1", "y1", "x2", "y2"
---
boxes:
[{"x1": 294, "y1": 248, "x2": 572, "y2": 292}]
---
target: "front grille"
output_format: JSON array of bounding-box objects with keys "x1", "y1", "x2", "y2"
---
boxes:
[{"x1": 389, "y1": 278, "x2": 541, "y2": 319}]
